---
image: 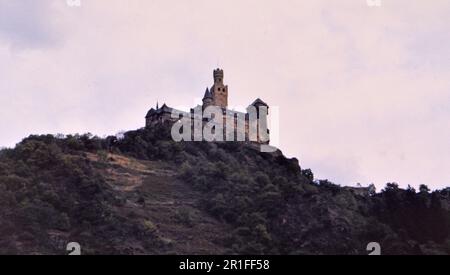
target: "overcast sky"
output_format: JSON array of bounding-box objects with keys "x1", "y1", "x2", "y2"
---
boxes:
[{"x1": 0, "y1": 0, "x2": 449, "y2": 190}]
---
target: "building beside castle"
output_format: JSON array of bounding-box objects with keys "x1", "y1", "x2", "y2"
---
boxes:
[{"x1": 145, "y1": 69, "x2": 269, "y2": 143}]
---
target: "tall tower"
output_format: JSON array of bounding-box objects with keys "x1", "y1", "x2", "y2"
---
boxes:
[{"x1": 211, "y1": 68, "x2": 228, "y2": 108}]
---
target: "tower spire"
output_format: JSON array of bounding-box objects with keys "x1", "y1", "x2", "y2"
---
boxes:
[{"x1": 203, "y1": 87, "x2": 212, "y2": 99}]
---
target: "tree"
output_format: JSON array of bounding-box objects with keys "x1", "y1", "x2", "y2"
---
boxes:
[
  {"x1": 419, "y1": 184, "x2": 430, "y2": 193},
  {"x1": 406, "y1": 185, "x2": 416, "y2": 193},
  {"x1": 301, "y1": 168, "x2": 314, "y2": 181},
  {"x1": 368, "y1": 184, "x2": 376, "y2": 196},
  {"x1": 384, "y1": 182, "x2": 399, "y2": 192}
]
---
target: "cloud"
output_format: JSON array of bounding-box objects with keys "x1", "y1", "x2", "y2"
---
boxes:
[{"x1": 0, "y1": 0, "x2": 64, "y2": 49}]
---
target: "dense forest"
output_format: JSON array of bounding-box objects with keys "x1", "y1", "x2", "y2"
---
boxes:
[{"x1": 0, "y1": 123, "x2": 449, "y2": 254}]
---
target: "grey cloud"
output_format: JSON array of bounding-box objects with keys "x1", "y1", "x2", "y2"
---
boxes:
[{"x1": 0, "y1": 0, "x2": 60, "y2": 49}]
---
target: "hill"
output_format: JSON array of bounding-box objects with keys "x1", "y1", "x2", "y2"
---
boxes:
[{"x1": 0, "y1": 123, "x2": 449, "y2": 254}]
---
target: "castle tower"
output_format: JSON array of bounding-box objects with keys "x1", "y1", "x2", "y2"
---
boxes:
[{"x1": 211, "y1": 68, "x2": 228, "y2": 108}]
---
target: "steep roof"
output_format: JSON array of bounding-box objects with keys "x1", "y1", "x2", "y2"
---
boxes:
[
  {"x1": 145, "y1": 108, "x2": 156, "y2": 118},
  {"x1": 156, "y1": 103, "x2": 173, "y2": 114},
  {"x1": 203, "y1": 87, "x2": 212, "y2": 99},
  {"x1": 250, "y1": 98, "x2": 268, "y2": 107}
]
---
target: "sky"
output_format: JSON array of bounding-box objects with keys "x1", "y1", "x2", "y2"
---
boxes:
[{"x1": 0, "y1": 0, "x2": 449, "y2": 191}]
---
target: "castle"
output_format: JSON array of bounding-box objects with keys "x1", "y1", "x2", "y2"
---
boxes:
[{"x1": 145, "y1": 69, "x2": 270, "y2": 143}]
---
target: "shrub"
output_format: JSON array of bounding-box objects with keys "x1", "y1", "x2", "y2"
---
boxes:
[
  {"x1": 174, "y1": 208, "x2": 194, "y2": 227},
  {"x1": 301, "y1": 168, "x2": 314, "y2": 181}
]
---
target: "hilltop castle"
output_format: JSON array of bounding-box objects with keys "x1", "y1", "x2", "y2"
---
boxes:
[{"x1": 145, "y1": 69, "x2": 269, "y2": 143}]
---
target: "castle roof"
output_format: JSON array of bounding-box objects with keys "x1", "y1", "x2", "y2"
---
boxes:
[
  {"x1": 145, "y1": 108, "x2": 156, "y2": 118},
  {"x1": 156, "y1": 103, "x2": 173, "y2": 114},
  {"x1": 250, "y1": 98, "x2": 268, "y2": 107},
  {"x1": 203, "y1": 87, "x2": 212, "y2": 99}
]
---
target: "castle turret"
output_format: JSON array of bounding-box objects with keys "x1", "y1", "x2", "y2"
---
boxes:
[
  {"x1": 211, "y1": 68, "x2": 228, "y2": 109},
  {"x1": 250, "y1": 98, "x2": 269, "y2": 116},
  {"x1": 213, "y1": 68, "x2": 224, "y2": 85},
  {"x1": 248, "y1": 98, "x2": 270, "y2": 144}
]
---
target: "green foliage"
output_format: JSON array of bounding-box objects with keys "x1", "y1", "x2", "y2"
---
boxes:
[
  {"x1": 301, "y1": 168, "x2": 314, "y2": 181},
  {"x1": 174, "y1": 208, "x2": 195, "y2": 227},
  {"x1": 0, "y1": 133, "x2": 159, "y2": 254},
  {"x1": 1, "y1": 124, "x2": 450, "y2": 255},
  {"x1": 419, "y1": 184, "x2": 430, "y2": 193}
]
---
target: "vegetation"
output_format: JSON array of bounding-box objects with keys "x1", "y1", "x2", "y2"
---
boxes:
[{"x1": 0, "y1": 124, "x2": 449, "y2": 254}]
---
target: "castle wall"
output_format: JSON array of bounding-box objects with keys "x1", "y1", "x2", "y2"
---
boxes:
[{"x1": 147, "y1": 109, "x2": 268, "y2": 144}]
